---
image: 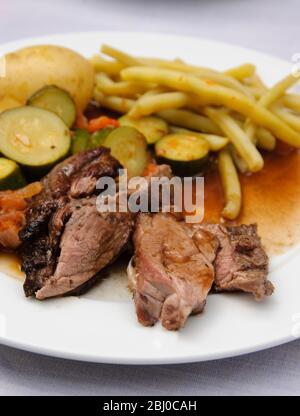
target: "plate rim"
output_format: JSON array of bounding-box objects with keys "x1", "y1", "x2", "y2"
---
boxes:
[
  {"x1": 0, "y1": 326, "x2": 295, "y2": 365},
  {"x1": 0, "y1": 29, "x2": 291, "y2": 66}
]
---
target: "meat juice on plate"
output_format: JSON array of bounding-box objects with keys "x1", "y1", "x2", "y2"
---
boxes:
[
  {"x1": 0, "y1": 252, "x2": 24, "y2": 280},
  {"x1": 204, "y1": 150, "x2": 300, "y2": 255}
]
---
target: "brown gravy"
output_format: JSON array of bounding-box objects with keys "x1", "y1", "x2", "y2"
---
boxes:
[
  {"x1": 204, "y1": 150, "x2": 300, "y2": 255},
  {"x1": 0, "y1": 252, "x2": 24, "y2": 280}
]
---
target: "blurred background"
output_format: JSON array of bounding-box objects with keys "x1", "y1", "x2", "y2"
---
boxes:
[{"x1": 1, "y1": 0, "x2": 298, "y2": 59}]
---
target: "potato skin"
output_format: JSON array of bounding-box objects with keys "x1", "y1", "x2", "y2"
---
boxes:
[{"x1": 0, "y1": 45, "x2": 94, "y2": 112}]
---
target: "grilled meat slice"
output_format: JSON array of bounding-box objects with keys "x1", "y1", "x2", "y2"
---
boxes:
[
  {"x1": 201, "y1": 223, "x2": 273, "y2": 300},
  {"x1": 129, "y1": 215, "x2": 273, "y2": 330},
  {"x1": 20, "y1": 147, "x2": 125, "y2": 298},
  {"x1": 43, "y1": 146, "x2": 121, "y2": 198},
  {"x1": 21, "y1": 202, "x2": 72, "y2": 296},
  {"x1": 35, "y1": 197, "x2": 134, "y2": 300},
  {"x1": 20, "y1": 147, "x2": 121, "y2": 241},
  {"x1": 130, "y1": 213, "x2": 216, "y2": 330}
]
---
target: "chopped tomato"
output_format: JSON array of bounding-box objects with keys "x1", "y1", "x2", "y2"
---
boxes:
[
  {"x1": 14, "y1": 182, "x2": 42, "y2": 199},
  {"x1": 142, "y1": 162, "x2": 158, "y2": 177},
  {"x1": 87, "y1": 116, "x2": 119, "y2": 133},
  {"x1": 0, "y1": 211, "x2": 24, "y2": 249},
  {"x1": 0, "y1": 182, "x2": 42, "y2": 251},
  {"x1": 0, "y1": 196, "x2": 26, "y2": 212}
]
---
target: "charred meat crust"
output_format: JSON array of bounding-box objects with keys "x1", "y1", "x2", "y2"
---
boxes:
[
  {"x1": 34, "y1": 198, "x2": 134, "y2": 300},
  {"x1": 209, "y1": 223, "x2": 273, "y2": 300},
  {"x1": 20, "y1": 147, "x2": 127, "y2": 298},
  {"x1": 20, "y1": 147, "x2": 121, "y2": 241}
]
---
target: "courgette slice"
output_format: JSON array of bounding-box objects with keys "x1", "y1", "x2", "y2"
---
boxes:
[
  {"x1": 88, "y1": 127, "x2": 114, "y2": 149},
  {"x1": 169, "y1": 126, "x2": 228, "y2": 151},
  {"x1": 0, "y1": 158, "x2": 26, "y2": 190},
  {"x1": 0, "y1": 107, "x2": 71, "y2": 173},
  {"x1": 155, "y1": 133, "x2": 210, "y2": 176},
  {"x1": 27, "y1": 85, "x2": 76, "y2": 128},
  {"x1": 71, "y1": 129, "x2": 90, "y2": 155},
  {"x1": 71, "y1": 127, "x2": 114, "y2": 154},
  {"x1": 119, "y1": 115, "x2": 168, "y2": 144},
  {"x1": 71, "y1": 129, "x2": 90, "y2": 154},
  {"x1": 104, "y1": 126, "x2": 148, "y2": 177}
]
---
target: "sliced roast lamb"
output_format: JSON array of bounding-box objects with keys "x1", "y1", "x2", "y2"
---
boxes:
[
  {"x1": 129, "y1": 213, "x2": 217, "y2": 330},
  {"x1": 34, "y1": 197, "x2": 133, "y2": 300},
  {"x1": 20, "y1": 147, "x2": 135, "y2": 299},
  {"x1": 129, "y1": 214, "x2": 273, "y2": 330},
  {"x1": 20, "y1": 147, "x2": 121, "y2": 243},
  {"x1": 201, "y1": 223, "x2": 273, "y2": 300}
]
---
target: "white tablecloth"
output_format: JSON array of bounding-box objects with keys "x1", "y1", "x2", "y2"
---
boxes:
[{"x1": 1, "y1": 0, "x2": 300, "y2": 396}]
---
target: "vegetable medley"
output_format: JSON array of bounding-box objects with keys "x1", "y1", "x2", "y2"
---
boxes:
[{"x1": 0, "y1": 43, "x2": 300, "y2": 223}]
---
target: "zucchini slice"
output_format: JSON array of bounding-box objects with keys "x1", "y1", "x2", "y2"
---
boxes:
[
  {"x1": 0, "y1": 107, "x2": 71, "y2": 171},
  {"x1": 155, "y1": 133, "x2": 210, "y2": 176},
  {"x1": 0, "y1": 158, "x2": 26, "y2": 190},
  {"x1": 70, "y1": 127, "x2": 115, "y2": 155},
  {"x1": 169, "y1": 126, "x2": 228, "y2": 151},
  {"x1": 27, "y1": 85, "x2": 76, "y2": 128},
  {"x1": 104, "y1": 126, "x2": 148, "y2": 177},
  {"x1": 71, "y1": 129, "x2": 90, "y2": 154},
  {"x1": 119, "y1": 115, "x2": 168, "y2": 144},
  {"x1": 88, "y1": 127, "x2": 114, "y2": 149}
]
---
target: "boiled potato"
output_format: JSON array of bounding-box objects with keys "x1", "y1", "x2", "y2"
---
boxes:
[
  {"x1": 0, "y1": 96, "x2": 22, "y2": 113},
  {"x1": 0, "y1": 45, "x2": 94, "y2": 111}
]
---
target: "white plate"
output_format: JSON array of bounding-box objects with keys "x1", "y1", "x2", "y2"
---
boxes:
[{"x1": 0, "y1": 31, "x2": 299, "y2": 365}]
